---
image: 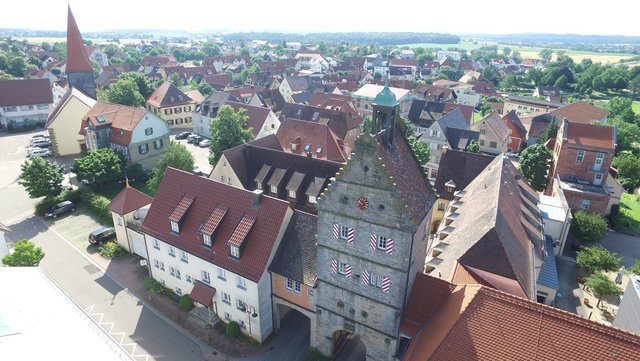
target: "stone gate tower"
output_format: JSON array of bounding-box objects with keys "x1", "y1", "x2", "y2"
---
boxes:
[{"x1": 314, "y1": 80, "x2": 436, "y2": 360}]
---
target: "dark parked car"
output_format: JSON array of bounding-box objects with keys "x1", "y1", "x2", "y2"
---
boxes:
[
  {"x1": 45, "y1": 201, "x2": 76, "y2": 219},
  {"x1": 88, "y1": 227, "x2": 116, "y2": 245},
  {"x1": 187, "y1": 134, "x2": 203, "y2": 144},
  {"x1": 175, "y1": 131, "x2": 191, "y2": 140}
]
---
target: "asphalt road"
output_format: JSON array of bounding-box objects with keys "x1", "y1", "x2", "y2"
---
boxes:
[{"x1": 6, "y1": 216, "x2": 203, "y2": 361}]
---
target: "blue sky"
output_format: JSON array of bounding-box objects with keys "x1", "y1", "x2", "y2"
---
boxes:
[{"x1": 3, "y1": 0, "x2": 640, "y2": 36}]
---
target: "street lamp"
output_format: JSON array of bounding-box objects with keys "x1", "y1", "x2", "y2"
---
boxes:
[{"x1": 239, "y1": 304, "x2": 258, "y2": 338}]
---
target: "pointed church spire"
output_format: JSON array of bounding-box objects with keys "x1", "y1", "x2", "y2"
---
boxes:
[{"x1": 66, "y1": 5, "x2": 92, "y2": 73}]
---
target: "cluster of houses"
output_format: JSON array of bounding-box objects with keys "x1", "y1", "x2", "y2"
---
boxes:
[{"x1": 1, "y1": 6, "x2": 639, "y2": 361}]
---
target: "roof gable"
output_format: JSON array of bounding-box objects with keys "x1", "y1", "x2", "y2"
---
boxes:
[
  {"x1": 106, "y1": 186, "x2": 153, "y2": 215},
  {"x1": 146, "y1": 81, "x2": 193, "y2": 107}
]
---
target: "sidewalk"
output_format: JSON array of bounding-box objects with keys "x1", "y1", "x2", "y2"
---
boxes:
[{"x1": 81, "y1": 250, "x2": 278, "y2": 361}]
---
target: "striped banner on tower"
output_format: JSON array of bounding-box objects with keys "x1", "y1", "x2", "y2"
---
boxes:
[
  {"x1": 333, "y1": 224, "x2": 339, "y2": 239},
  {"x1": 347, "y1": 227, "x2": 355, "y2": 243},
  {"x1": 331, "y1": 259, "x2": 338, "y2": 274},
  {"x1": 382, "y1": 277, "x2": 391, "y2": 293},
  {"x1": 370, "y1": 233, "x2": 377, "y2": 250},
  {"x1": 361, "y1": 270, "x2": 370, "y2": 286},
  {"x1": 386, "y1": 239, "x2": 394, "y2": 255},
  {"x1": 345, "y1": 264, "x2": 352, "y2": 278}
]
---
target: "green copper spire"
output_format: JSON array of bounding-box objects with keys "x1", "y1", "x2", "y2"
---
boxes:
[{"x1": 373, "y1": 76, "x2": 399, "y2": 108}]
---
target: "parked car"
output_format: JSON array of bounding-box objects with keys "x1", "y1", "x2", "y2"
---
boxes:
[
  {"x1": 175, "y1": 131, "x2": 191, "y2": 140},
  {"x1": 45, "y1": 201, "x2": 75, "y2": 219},
  {"x1": 187, "y1": 134, "x2": 203, "y2": 144},
  {"x1": 28, "y1": 148, "x2": 52, "y2": 158},
  {"x1": 31, "y1": 138, "x2": 51, "y2": 148},
  {"x1": 88, "y1": 227, "x2": 116, "y2": 245},
  {"x1": 30, "y1": 134, "x2": 50, "y2": 142},
  {"x1": 199, "y1": 139, "x2": 211, "y2": 148}
]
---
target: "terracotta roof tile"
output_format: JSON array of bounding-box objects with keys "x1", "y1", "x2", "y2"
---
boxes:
[
  {"x1": 227, "y1": 216, "x2": 255, "y2": 248},
  {"x1": 140, "y1": 168, "x2": 291, "y2": 282},
  {"x1": 106, "y1": 187, "x2": 153, "y2": 215},
  {"x1": 551, "y1": 101, "x2": 609, "y2": 124},
  {"x1": 189, "y1": 281, "x2": 216, "y2": 306},
  {"x1": 201, "y1": 206, "x2": 228, "y2": 235},
  {"x1": 275, "y1": 118, "x2": 348, "y2": 162},
  {"x1": 66, "y1": 6, "x2": 93, "y2": 73},
  {"x1": 80, "y1": 102, "x2": 148, "y2": 146},
  {"x1": 169, "y1": 194, "x2": 195, "y2": 223},
  {"x1": 0, "y1": 79, "x2": 53, "y2": 107},
  {"x1": 226, "y1": 101, "x2": 273, "y2": 138},
  {"x1": 563, "y1": 120, "x2": 616, "y2": 150},
  {"x1": 146, "y1": 81, "x2": 193, "y2": 108}
]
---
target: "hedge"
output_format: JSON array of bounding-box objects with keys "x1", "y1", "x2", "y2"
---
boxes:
[
  {"x1": 35, "y1": 188, "x2": 113, "y2": 226},
  {"x1": 179, "y1": 294, "x2": 194, "y2": 310},
  {"x1": 226, "y1": 321, "x2": 241, "y2": 338},
  {"x1": 97, "y1": 241, "x2": 127, "y2": 259}
]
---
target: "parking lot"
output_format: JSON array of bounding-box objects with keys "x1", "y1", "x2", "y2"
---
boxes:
[
  {"x1": 45, "y1": 208, "x2": 106, "y2": 253},
  {"x1": 170, "y1": 131, "x2": 213, "y2": 175}
]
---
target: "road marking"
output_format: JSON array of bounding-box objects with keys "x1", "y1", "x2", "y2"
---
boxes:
[{"x1": 85, "y1": 304, "x2": 151, "y2": 361}]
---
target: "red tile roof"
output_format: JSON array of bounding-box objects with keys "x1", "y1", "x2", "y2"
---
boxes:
[
  {"x1": 66, "y1": 6, "x2": 93, "y2": 73},
  {"x1": 551, "y1": 101, "x2": 609, "y2": 124},
  {"x1": 226, "y1": 101, "x2": 272, "y2": 138},
  {"x1": 201, "y1": 206, "x2": 228, "y2": 235},
  {"x1": 189, "y1": 281, "x2": 216, "y2": 306},
  {"x1": 276, "y1": 118, "x2": 348, "y2": 162},
  {"x1": 563, "y1": 120, "x2": 616, "y2": 150},
  {"x1": 402, "y1": 273, "x2": 640, "y2": 361},
  {"x1": 169, "y1": 194, "x2": 195, "y2": 223},
  {"x1": 390, "y1": 58, "x2": 418, "y2": 67},
  {"x1": 80, "y1": 102, "x2": 148, "y2": 146},
  {"x1": 140, "y1": 168, "x2": 291, "y2": 282},
  {"x1": 146, "y1": 81, "x2": 193, "y2": 108},
  {"x1": 227, "y1": 216, "x2": 255, "y2": 248},
  {"x1": 0, "y1": 79, "x2": 53, "y2": 107},
  {"x1": 106, "y1": 186, "x2": 153, "y2": 215}
]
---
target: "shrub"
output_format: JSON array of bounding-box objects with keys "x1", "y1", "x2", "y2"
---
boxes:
[
  {"x1": 78, "y1": 188, "x2": 113, "y2": 226},
  {"x1": 571, "y1": 210, "x2": 608, "y2": 244},
  {"x1": 35, "y1": 189, "x2": 71, "y2": 216},
  {"x1": 226, "y1": 321, "x2": 241, "y2": 338},
  {"x1": 97, "y1": 241, "x2": 127, "y2": 259},
  {"x1": 143, "y1": 276, "x2": 171, "y2": 295},
  {"x1": 126, "y1": 163, "x2": 145, "y2": 181},
  {"x1": 179, "y1": 294, "x2": 194, "y2": 310}
]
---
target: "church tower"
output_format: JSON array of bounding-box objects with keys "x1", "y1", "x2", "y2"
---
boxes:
[
  {"x1": 66, "y1": 6, "x2": 96, "y2": 99},
  {"x1": 314, "y1": 80, "x2": 436, "y2": 360}
]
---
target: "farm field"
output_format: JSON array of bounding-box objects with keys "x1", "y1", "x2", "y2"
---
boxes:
[
  {"x1": 15, "y1": 36, "x2": 141, "y2": 45},
  {"x1": 401, "y1": 41, "x2": 635, "y2": 64}
]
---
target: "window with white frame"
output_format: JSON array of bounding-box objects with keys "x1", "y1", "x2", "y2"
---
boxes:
[
  {"x1": 438, "y1": 202, "x2": 445, "y2": 211},
  {"x1": 138, "y1": 143, "x2": 149, "y2": 154},
  {"x1": 203, "y1": 234, "x2": 212, "y2": 246},
  {"x1": 186, "y1": 275, "x2": 192, "y2": 283},
  {"x1": 237, "y1": 276, "x2": 246, "y2": 290},
  {"x1": 230, "y1": 245, "x2": 240, "y2": 258},
  {"x1": 180, "y1": 250, "x2": 188, "y2": 263},
  {"x1": 222, "y1": 292, "x2": 231, "y2": 304},
  {"x1": 576, "y1": 150, "x2": 585, "y2": 163},
  {"x1": 270, "y1": 185, "x2": 278, "y2": 193},
  {"x1": 339, "y1": 225, "x2": 350, "y2": 240},
  {"x1": 175, "y1": 287, "x2": 182, "y2": 296},
  {"x1": 286, "y1": 278, "x2": 301, "y2": 294},
  {"x1": 153, "y1": 139, "x2": 163, "y2": 149},
  {"x1": 236, "y1": 299, "x2": 247, "y2": 311},
  {"x1": 377, "y1": 235, "x2": 389, "y2": 250},
  {"x1": 175, "y1": 269, "x2": 181, "y2": 280},
  {"x1": 168, "y1": 246, "x2": 176, "y2": 257},
  {"x1": 224, "y1": 312, "x2": 231, "y2": 320},
  {"x1": 201, "y1": 270, "x2": 210, "y2": 284},
  {"x1": 370, "y1": 273, "x2": 384, "y2": 288},
  {"x1": 308, "y1": 195, "x2": 317, "y2": 204},
  {"x1": 430, "y1": 129, "x2": 440, "y2": 137},
  {"x1": 170, "y1": 221, "x2": 179, "y2": 233},
  {"x1": 145, "y1": 127, "x2": 153, "y2": 136},
  {"x1": 154, "y1": 259, "x2": 160, "y2": 268},
  {"x1": 595, "y1": 152, "x2": 605, "y2": 166},
  {"x1": 158, "y1": 261, "x2": 164, "y2": 271},
  {"x1": 581, "y1": 199, "x2": 591, "y2": 210},
  {"x1": 217, "y1": 268, "x2": 226, "y2": 280},
  {"x1": 288, "y1": 190, "x2": 296, "y2": 198},
  {"x1": 338, "y1": 262, "x2": 347, "y2": 275},
  {"x1": 169, "y1": 266, "x2": 176, "y2": 276},
  {"x1": 153, "y1": 239, "x2": 160, "y2": 249}
]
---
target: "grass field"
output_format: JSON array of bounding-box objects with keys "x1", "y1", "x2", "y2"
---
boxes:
[
  {"x1": 615, "y1": 193, "x2": 640, "y2": 235},
  {"x1": 15, "y1": 36, "x2": 141, "y2": 45},
  {"x1": 400, "y1": 41, "x2": 635, "y2": 64},
  {"x1": 633, "y1": 101, "x2": 640, "y2": 114}
]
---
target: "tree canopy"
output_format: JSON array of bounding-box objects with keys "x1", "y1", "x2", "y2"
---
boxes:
[
  {"x1": 571, "y1": 210, "x2": 609, "y2": 244},
  {"x1": 18, "y1": 157, "x2": 64, "y2": 199},
  {"x1": 72, "y1": 148, "x2": 124, "y2": 187},
  {"x1": 2, "y1": 240, "x2": 45, "y2": 267},
  {"x1": 467, "y1": 140, "x2": 480, "y2": 153},
  {"x1": 105, "y1": 78, "x2": 145, "y2": 107},
  {"x1": 518, "y1": 143, "x2": 552, "y2": 192},
  {"x1": 148, "y1": 141, "x2": 195, "y2": 191},
  {"x1": 576, "y1": 245, "x2": 622, "y2": 274},
  {"x1": 585, "y1": 272, "x2": 623, "y2": 307},
  {"x1": 208, "y1": 105, "x2": 254, "y2": 165},
  {"x1": 612, "y1": 151, "x2": 640, "y2": 190}
]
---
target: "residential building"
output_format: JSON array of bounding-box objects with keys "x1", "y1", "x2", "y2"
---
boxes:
[
  {"x1": 471, "y1": 110, "x2": 511, "y2": 155},
  {"x1": 352, "y1": 83, "x2": 412, "y2": 118},
  {"x1": 411, "y1": 84, "x2": 457, "y2": 103},
  {"x1": 85, "y1": 45, "x2": 109, "y2": 67},
  {"x1": 451, "y1": 83, "x2": 482, "y2": 107},
  {"x1": 145, "y1": 82, "x2": 196, "y2": 128},
  {"x1": 0, "y1": 79, "x2": 53, "y2": 128},
  {"x1": 139, "y1": 168, "x2": 293, "y2": 342},
  {"x1": 399, "y1": 274, "x2": 640, "y2": 361},
  {"x1": 427, "y1": 156, "x2": 552, "y2": 304},
  {"x1": 546, "y1": 119, "x2": 617, "y2": 215},
  {"x1": 407, "y1": 99, "x2": 474, "y2": 125},
  {"x1": 550, "y1": 100, "x2": 609, "y2": 124},
  {"x1": 107, "y1": 184, "x2": 153, "y2": 259},
  {"x1": 280, "y1": 102, "x2": 362, "y2": 148},
  {"x1": 191, "y1": 91, "x2": 240, "y2": 136},
  {"x1": 65, "y1": 6, "x2": 96, "y2": 99},
  {"x1": 533, "y1": 85, "x2": 562, "y2": 102},
  {"x1": 614, "y1": 275, "x2": 640, "y2": 334},
  {"x1": 278, "y1": 76, "x2": 313, "y2": 101},
  {"x1": 605, "y1": 167, "x2": 625, "y2": 215},
  {"x1": 538, "y1": 190, "x2": 572, "y2": 257},
  {"x1": 314, "y1": 83, "x2": 436, "y2": 360},
  {"x1": 248, "y1": 89, "x2": 286, "y2": 114},
  {"x1": 46, "y1": 87, "x2": 97, "y2": 156},
  {"x1": 80, "y1": 102, "x2": 171, "y2": 170},
  {"x1": 411, "y1": 108, "x2": 479, "y2": 179},
  {"x1": 210, "y1": 137, "x2": 340, "y2": 214},
  {"x1": 431, "y1": 149, "x2": 495, "y2": 232},
  {"x1": 275, "y1": 118, "x2": 349, "y2": 162},
  {"x1": 503, "y1": 96, "x2": 562, "y2": 116},
  {"x1": 436, "y1": 50, "x2": 461, "y2": 61},
  {"x1": 389, "y1": 58, "x2": 418, "y2": 78},
  {"x1": 502, "y1": 110, "x2": 527, "y2": 152}
]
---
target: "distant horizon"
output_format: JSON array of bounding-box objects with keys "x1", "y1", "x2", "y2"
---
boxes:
[{"x1": 3, "y1": 0, "x2": 640, "y2": 37}]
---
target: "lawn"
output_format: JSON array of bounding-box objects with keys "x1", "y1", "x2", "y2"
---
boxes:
[
  {"x1": 633, "y1": 101, "x2": 640, "y2": 115},
  {"x1": 90, "y1": 180, "x2": 155, "y2": 200},
  {"x1": 614, "y1": 193, "x2": 640, "y2": 235}
]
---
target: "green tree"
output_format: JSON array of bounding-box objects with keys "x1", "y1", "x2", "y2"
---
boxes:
[
  {"x1": 41, "y1": 41, "x2": 52, "y2": 51},
  {"x1": 467, "y1": 139, "x2": 480, "y2": 153},
  {"x1": 537, "y1": 118, "x2": 558, "y2": 145},
  {"x1": 585, "y1": 272, "x2": 623, "y2": 307},
  {"x1": 105, "y1": 78, "x2": 145, "y2": 107},
  {"x1": 571, "y1": 210, "x2": 608, "y2": 244},
  {"x1": 539, "y1": 48, "x2": 553, "y2": 62},
  {"x1": 408, "y1": 137, "x2": 430, "y2": 170},
  {"x1": 502, "y1": 47, "x2": 512, "y2": 57},
  {"x1": 202, "y1": 41, "x2": 221, "y2": 57},
  {"x1": 197, "y1": 82, "x2": 213, "y2": 97},
  {"x1": 50, "y1": 67, "x2": 61, "y2": 76},
  {"x1": 2, "y1": 240, "x2": 45, "y2": 266},
  {"x1": 7, "y1": 56, "x2": 25, "y2": 77},
  {"x1": 526, "y1": 68, "x2": 544, "y2": 86},
  {"x1": 18, "y1": 157, "x2": 64, "y2": 199},
  {"x1": 630, "y1": 260, "x2": 640, "y2": 276},
  {"x1": 72, "y1": 148, "x2": 124, "y2": 188},
  {"x1": 209, "y1": 105, "x2": 254, "y2": 165},
  {"x1": 629, "y1": 75, "x2": 640, "y2": 98},
  {"x1": 148, "y1": 141, "x2": 195, "y2": 191},
  {"x1": 554, "y1": 74, "x2": 569, "y2": 89},
  {"x1": 607, "y1": 96, "x2": 636, "y2": 124},
  {"x1": 612, "y1": 152, "x2": 640, "y2": 190},
  {"x1": 0, "y1": 53, "x2": 8, "y2": 71},
  {"x1": 119, "y1": 72, "x2": 154, "y2": 98},
  {"x1": 577, "y1": 246, "x2": 622, "y2": 274},
  {"x1": 169, "y1": 72, "x2": 181, "y2": 85},
  {"x1": 518, "y1": 144, "x2": 552, "y2": 191}
]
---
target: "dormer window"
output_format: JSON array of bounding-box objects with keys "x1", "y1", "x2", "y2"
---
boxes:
[
  {"x1": 203, "y1": 234, "x2": 212, "y2": 246},
  {"x1": 304, "y1": 144, "x2": 311, "y2": 152},
  {"x1": 288, "y1": 190, "x2": 296, "y2": 198},
  {"x1": 227, "y1": 216, "x2": 255, "y2": 260},
  {"x1": 270, "y1": 185, "x2": 278, "y2": 193},
  {"x1": 291, "y1": 142, "x2": 297, "y2": 151},
  {"x1": 308, "y1": 195, "x2": 317, "y2": 204},
  {"x1": 230, "y1": 245, "x2": 240, "y2": 258},
  {"x1": 200, "y1": 206, "x2": 227, "y2": 247},
  {"x1": 316, "y1": 146, "x2": 323, "y2": 154},
  {"x1": 170, "y1": 221, "x2": 179, "y2": 233}
]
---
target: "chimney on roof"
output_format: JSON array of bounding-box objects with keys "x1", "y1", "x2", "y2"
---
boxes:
[{"x1": 252, "y1": 189, "x2": 263, "y2": 208}]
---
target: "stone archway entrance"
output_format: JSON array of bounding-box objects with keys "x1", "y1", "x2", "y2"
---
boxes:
[{"x1": 332, "y1": 329, "x2": 366, "y2": 361}]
